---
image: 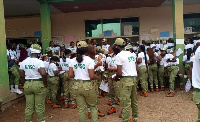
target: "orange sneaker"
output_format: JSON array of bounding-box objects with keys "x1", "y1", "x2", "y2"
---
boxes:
[
  {"x1": 140, "y1": 92, "x2": 148, "y2": 97},
  {"x1": 119, "y1": 112, "x2": 122, "y2": 118},
  {"x1": 64, "y1": 103, "x2": 69, "y2": 108},
  {"x1": 102, "y1": 92, "x2": 106, "y2": 97},
  {"x1": 107, "y1": 107, "x2": 116, "y2": 115},
  {"x1": 160, "y1": 87, "x2": 165, "y2": 91},
  {"x1": 107, "y1": 101, "x2": 112, "y2": 106},
  {"x1": 155, "y1": 88, "x2": 159, "y2": 92},
  {"x1": 68, "y1": 99, "x2": 71, "y2": 102},
  {"x1": 19, "y1": 85, "x2": 24, "y2": 89},
  {"x1": 88, "y1": 112, "x2": 91, "y2": 119},
  {"x1": 98, "y1": 110, "x2": 105, "y2": 117},
  {"x1": 166, "y1": 92, "x2": 174, "y2": 97},
  {"x1": 115, "y1": 100, "x2": 120, "y2": 105},
  {"x1": 46, "y1": 99, "x2": 52, "y2": 104},
  {"x1": 129, "y1": 119, "x2": 136, "y2": 122},
  {"x1": 71, "y1": 104, "x2": 77, "y2": 109},
  {"x1": 60, "y1": 96, "x2": 64, "y2": 101},
  {"x1": 180, "y1": 85, "x2": 183, "y2": 90},
  {"x1": 150, "y1": 88, "x2": 154, "y2": 92},
  {"x1": 99, "y1": 94, "x2": 102, "y2": 98},
  {"x1": 52, "y1": 104, "x2": 62, "y2": 108}
]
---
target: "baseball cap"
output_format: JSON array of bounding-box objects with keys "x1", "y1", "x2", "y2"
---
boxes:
[
  {"x1": 30, "y1": 44, "x2": 41, "y2": 54},
  {"x1": 102, "y1": 38, "x2": 107, "y2": 43},
  {"x1": 114, "y1": 38, "x2": 125, "y2": 46},
  {"x1": 96, "y1": 46, "x2": 102, "y2": 52},
  {"x1": 77, "y1": 41, "x2": 88, "y2": 48}
]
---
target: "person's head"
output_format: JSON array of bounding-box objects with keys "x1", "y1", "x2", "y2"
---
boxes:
[
  {"x1": 142, "y1": 40, "x2": 145, "y2": 45},
  {"x1": 87, "y1": 39, "x2": 92, "y2": 44},
  {"x1": 114, "y1": 38, "x2": 126, "y2": 52},
  {"x1": 96, "y1": 46, "x2": 102, "y2": 54},
  {"x1": 147, "y1": 48, "x2": 155, "y2": 64},
  {"x1": 187, "y1": 48, "x2": 193, "y2": 60},
  {"x1": 70, "y1": 41, "x2": 75, "y2": 47},
  {"x1": 49, "y1": 41, "x2": 55, "y2": 47},
  {"x1": 51, "y1": 55, "x2": 59, "y2": 63},
  {"x1": 185, "y1": 38, "x2": 191, "y2": 44},
  {"x1": 93, "y1": 39, "x2": 97, "y2": 45},
  {"x1": 102, "y1": 38, "x2": 107, "y2": 45},
  {"x1": 65, "y1": 49, "x2": 71, "y2": 58},
  {"x1": 30, "y1": 44, "x2": 42, "y2": 58},
  {"x1": 60, "y1": 51, "x2": 65, "y2": 57},
  {"x1": 87, "y1": 44, "x2": 96, "y2": 59},
  {"x1": 160, "y1": 48, "x2": 167, "y2": 56},
  {"x1": 76, "y1": 41, "x2": 88, "y2": 63},
  {"x1": 60, "y1": 44, "x2": 65, "y2": 51},
  {"x1": 138, "y1": 45, "x2": 145, "y2": 53},
  {"x1": 11, "y1": 43, "x2": 17, "y2": 50}
]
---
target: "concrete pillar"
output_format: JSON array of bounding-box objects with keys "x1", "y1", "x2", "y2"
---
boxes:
[
  {"x1": 0, "y1": 0, "x2": 10, "y2": 101},
  {"x1": 40, "y1": 2, "x2": 52, "y2": 53},
  {"x1": 172, "y1": 0, "x2": 184, "y2": 74}
]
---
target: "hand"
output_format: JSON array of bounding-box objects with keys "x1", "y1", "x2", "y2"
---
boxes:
[
  {"x1": 98, "y1": 55, "x2": 103, "y2": 61},
  {"x1": 187, "y1": 74, "x2": 191, "y2": 79}
]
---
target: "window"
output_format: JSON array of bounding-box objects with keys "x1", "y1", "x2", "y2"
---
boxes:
[
  {"x1": 85, "y1": 17, "x2": 139, "y2": 37},
  {"x1": 103, "y1": 18, "x2": 120, "y2": 37},
  {"x1": 85, "y1": 20, "x2": 102, "y2": 37},
  {"x1": 184, "y1": 13, "x2": 200, "y2": 33},
  {"x1": 121, "y1": 17, "x2": 139, "y2": 36}
]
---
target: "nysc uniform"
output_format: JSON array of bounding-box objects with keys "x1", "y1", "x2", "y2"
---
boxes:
[
  {"x1": 20, "y1": 57, "x2": 46, "y2": 122},
  {"x1": 70, "y1": 55, "x2": 98, "y2": 122},
  {"x1": 116, "y1": 50, "x2": 138, "y2": 122}
]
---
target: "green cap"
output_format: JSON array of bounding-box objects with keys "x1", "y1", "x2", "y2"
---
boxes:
[
  {"x1": 96, "y1": 46, "x2": 102, "y2": 51},
  {"x1": 160, "y1": 48, "x2": 166, "y2": 51},
  {"x1": 102, "y1": 38, "x2": 107, "y2": 43},
  {"x1": 45, "y1": 47, "x2": 51, "y2": 52},
  {"x1": 53, "y1": 55, "x2": 60, "y2": 59},
  {"x1": 125, "y1": 45, "x2": 133, "y2": 50},
  {"x1": 168, "y1": 50, "x2": 174, "y2": 53},
  {"x1": 114, "y1": 38, "x2": 125, "y2": 46},
  {"x1": 77, "y1": 41, "x2": 88, "y2": 48},
  {"x1": 20, "y1": 44, "x2": 25, "y2": 48},
  {"x1": 31, "y1": 44, "x2": 41, "y2": 51}
]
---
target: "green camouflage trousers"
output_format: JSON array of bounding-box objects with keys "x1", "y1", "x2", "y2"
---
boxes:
[
  {"x1": 119, "y1": 77, "x2": 138, "y2": 122},
  {"x1": 47, "y1": 76, "x2": 59, "y2": 104},
  {"x1": 167, "y1": 66, "x2": 178, "y2": 92},
  {"x1": 8, "y1": 63, "x2": 20, "y2": 85},
  {"x1": 149, "y1": 63, "x2": 158, "y2": 88},
  {"x1": 194, "y1": 89, "x2": 200, "y2": 122},
  {"x1": 138, "y1": 66, "x2": 148, "y2": 92},
  {"x1": 73, "y1": 80, "x2": 98, "y2": 122},
  {"x1": 24, "y1": 80, "x2": 46, "y2": 122},
  {"x1": 158, "y1": 65, "x2": 165, "y2": 87}
]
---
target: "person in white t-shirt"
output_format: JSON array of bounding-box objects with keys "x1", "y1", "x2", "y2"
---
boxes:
[
  {"x1": 114, "y1": 38, "x2": 138, "y2": 122},
  {"x1": 190, "y1": 41, "x2": 200, "y2": 121},
  {"x1": 47, "y1": 55, "x2": 62, "y2": 108},
  {"x1": 7, "y1": 43, "x2": 22, "y2": 94},
  {"x1": 107, "y1": 45, "x2": 121, "y2": 115},
  {"x1": 102, "y1": 38, "x2": 110, "y2": 51},
  {"x1": 68, "y1": 41, "x2": 77, "y2": 53},
  {"x1": 69, "y1": 41, "x2": 99, "y2": 122},
  {"x1": 137, "y1": 45, "x2": 149, "y2": 97},
  {"x1": 164, "y1": 50, "x2": 178, "y2": 97},
  {"x1": 19, "y1": 44, "x2": 47, "y2": 122}
]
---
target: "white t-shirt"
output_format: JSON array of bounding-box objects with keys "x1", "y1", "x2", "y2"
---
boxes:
[
  {"x1": 116, "y1": 51, "x2": 137, "y2": 77},
  {"x1": 69, "y1": 56, "x2": 95, "y2": 80},
  {"x1": 137, "y1": 52, "x2": 149, "y2": 67},
  {"x1": 182, "y1": 55, "x2": 192, "y2": 63},
  {"x1": 68, "y1": 46, "x2": 77, "y2": 52},
  {"x1": 163, "y1": 54, "x2": 174, "y2": 67},
  {"x1": 48, "y1": 63, "x2": 58, "y2": 76},
  {"x1": 106, "y1": 56, "x2": 112, "y2": 64},
  {"x1": 19, "y1": 57, "x2": 45, "y2": 79},
  {"x1": 43, "y1": 61, "x2": 50, "y2": 73},
  {"x1": 95, "y1": 54, "x2": 105, "y2": 71},
  {"x1": 192, "y1": 47, "x2": 200, "y2": 89},
  {"x1": 184, "y1": 44, "x2": 194, "y2": 50},
  {"x1": 108, "y1": 56, "x2": 117, "y2": 68},
  {"x1": 50, "y1": 47, "x2": 56, "y2": 52},
  {"x1": 102, "y1": 44, "x2": 110, "y2": 51},
  {"x1": 7, "y1": 49, "x2": 17, "y2": 60},
  {"x1": 59, "y1": 58, "x2": 71, "y2": 74}
]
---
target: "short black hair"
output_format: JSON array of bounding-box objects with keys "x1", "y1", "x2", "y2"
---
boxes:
[{"x1": 65, "y1": 49, "x2": 71, "y2": 55}]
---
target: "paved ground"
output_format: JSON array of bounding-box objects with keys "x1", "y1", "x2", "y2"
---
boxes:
[{"x1": 0, "y1": 90, "x2": 197, "y2": 122}]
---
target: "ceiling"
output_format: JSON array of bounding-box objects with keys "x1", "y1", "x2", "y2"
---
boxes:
[{"x1": 3, "y1": 0, "x2": 200, "y2": 17}]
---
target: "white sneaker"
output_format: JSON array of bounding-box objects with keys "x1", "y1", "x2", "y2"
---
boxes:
[
  {"x1": 15, "y1": 89, "x2": 23, "y2": 94},
  {"x1": 10, "y1": 89, "x2": 15, "y2": 93}
]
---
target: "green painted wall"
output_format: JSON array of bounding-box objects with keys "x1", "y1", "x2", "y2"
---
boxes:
[{"x1": 0, "y1": 0, "x2": 10, "y2": 100}]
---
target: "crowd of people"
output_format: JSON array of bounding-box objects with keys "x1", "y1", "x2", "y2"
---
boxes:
[{"x1": 4, "y1": 37, "x2": 200, "y2": 122}]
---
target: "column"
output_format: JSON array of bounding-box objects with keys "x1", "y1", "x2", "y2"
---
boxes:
[
  {"x1": 172, "y1": 0, "x2": 184, "y2": 74},
  {"x1": 40, "y1": 2, "x2": 52, "y2": 53},
  {"x1": 0, "y1": 0, "x2": 10, "y2": 100}
]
